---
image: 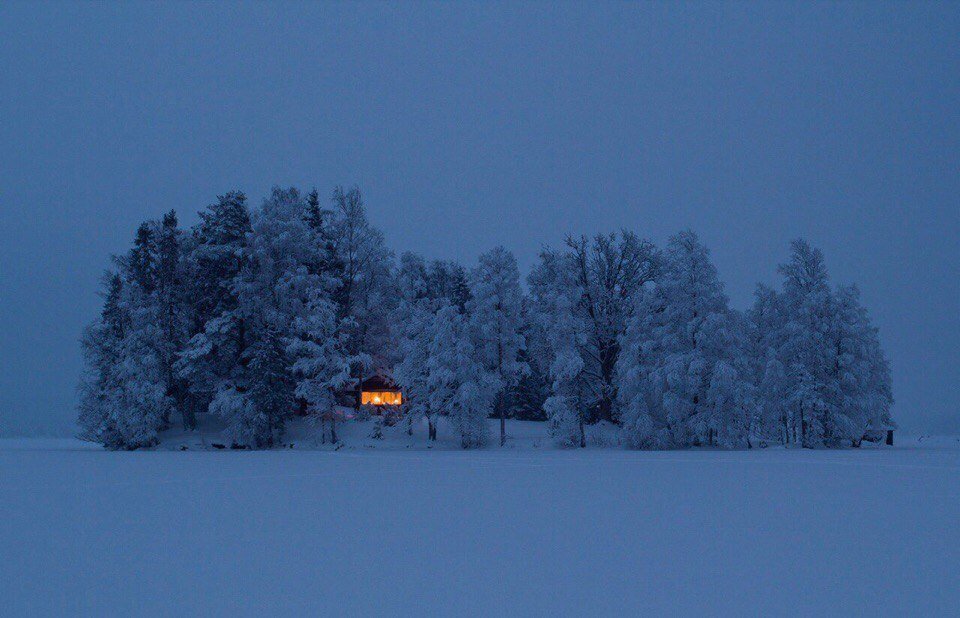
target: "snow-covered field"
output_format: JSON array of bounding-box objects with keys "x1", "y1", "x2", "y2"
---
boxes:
[{"x1": 2, "y1": 423, "x2": 958, "y2": 616}]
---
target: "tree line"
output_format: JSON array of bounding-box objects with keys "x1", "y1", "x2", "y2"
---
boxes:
[{"x1": 78, "y1": 186, "x2": 893, "y2": 450}]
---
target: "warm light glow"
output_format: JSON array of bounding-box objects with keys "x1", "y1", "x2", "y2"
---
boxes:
[{"x1": 361, "y1": 390, "x2": 402, "y2": 406}]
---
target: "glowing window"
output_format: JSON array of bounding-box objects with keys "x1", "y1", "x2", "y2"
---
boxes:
[{"x1": 361, "y1": 391, "x2": 402, "y2": 406}]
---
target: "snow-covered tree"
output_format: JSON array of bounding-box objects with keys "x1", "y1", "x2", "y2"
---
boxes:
[
  {"x1": 528, "y1": 232, "x2": 659, "y2": 425},
  {"x1": 208, "y1": 322, "x2": 291, "y2": 448},
  {"x1": 829, "y1": 284, "x2": 894, "y2": 444},
  {"x1": 393, "y1": 252, "x2": 480, "y2": 442},
  {"x1": 509, "y1": 345, "x2": 550, "y2": 421},
  {"x1": 176, "y1": 191, "x2": 253, "y2": 429},
  {"x1": 746, "y1": 284, "x2": 791, "y2": 443},
  {"x1": 77, "y1": 272, "x2": 171, "y2": 449},
  {"x1": 128, "y1": 222, "x2": 158, "y2": 294},
  {"x1": 393, "y1": 299, "x2": 438, "y2": 440},
  {"x1": 528, "y1": 261, "x2": 591, "y2": 447},
  {"x1": 329, "y1": 186, "x2": 396, "y2": 398},
  {"x1": 426, "y1": 306, "x2": 494, "y2": 448},
  {"x1": 468, "y1": 247, "x2": 527, "y2": 446},
  {"x1": 288, "y1": 279, "x2": 352, "y2": 444},
  {"x1": 179, "y1": 187, "x2": 339, "y2": 446},
  {"x1": 510, "y1": 298, "x2": 551, "y2": 422},
  {"x1": 617, "y1": 231, "x2": 752, "y2": 449},
  {"x1": 186, "y1": 191, "x2": 252, "y2": 324},
  {"x1": 775, "y1": 239, "x2": 836, "y2": 446},
  {"x1": 152, "y1": 210, "x2": 195, "y2": 429},
  {"x1": 748, "y1": 240, "x2": 894, "y2": 448},
  {"x1": 544, "y1": 348, "x2": 589, "y2": 448},
  {"x1": 78, "y1": 273, "x2": 132, "y2": 447},
  {"x1": 427, "y1": 259, "x2": 472, "y2": 312}
]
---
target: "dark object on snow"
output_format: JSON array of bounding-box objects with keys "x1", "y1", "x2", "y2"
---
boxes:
[
  {"x1": 861, "y1": 428, "x2": 895, "y2": 446},
  {"x1": 230, "y1": 443, "x2": 250, "y2": 450},
  {"x1": 211, "y1": 443, "x2": 226, "y2": 450},
  {"x1": 179, "y1": 445, "x2": 189, "y2": 451}
]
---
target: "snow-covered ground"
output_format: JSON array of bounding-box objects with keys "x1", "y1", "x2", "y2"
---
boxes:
[{"x1": 2, "y1": 422, "x2": 958, "y2": 616}]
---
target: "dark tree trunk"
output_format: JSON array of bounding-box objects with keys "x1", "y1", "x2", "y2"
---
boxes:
[
  {"x1": 496, "y1": 341, "x2": 506, "y2": 446},
  {"x1": 598, "y1": 337, "x2": 619, "y2": 423},
  {"x1": 355, "y1": 369, "x2": 364, "y2": 413},
  {"x1": 181, "y1": 394, "x2": 197, "y2": 431},
  {"x1": 497, "y1": 390, "x2": 506, "y2": 447}
]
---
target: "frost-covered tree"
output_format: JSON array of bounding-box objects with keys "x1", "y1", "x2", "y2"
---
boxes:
[
  {"x1": 397, "y1": 252, "x2": 430, "y2": 304},
  {"x1": 426, "y1": 306, "x2": 494, "y2": 448},
  {"x1": 775, "y1": 239, "x2": 836, "y2": 446},
  {"x1": 179, "y1": 187, "x2": 334, "y2": 446},
  {"x1": 186, "y1": 191, "x2": 252, "y2": 325},
  {"x1": 393, "y1": 253, "x2": 435, "y2": 438},
  {"x1": 79, "y1": 207, "x2": 198, "y2": 449},
  {"x1": 528, "y1": 232, "x2": 659, "y2": 425},
  {"x1": 235, "y1": 187, "x2": 340, "y2": 446},
  {"x1": 77, "y1": 272, "x2": 171, "y2": 449},
  {"x1": 509, "y1": 345, "x2": 550, "y2": 421},
  {"x1": 78, "y1": 273, "x2": 131, "y2": 447},
  {"x1": 208, "y1": 322, "x2": 291, "y2": 448},
  {"x1": 152, "y1": 210, "x2": 195, "y2": 429},
  {"x1": 303, "y1": 188, "x2": 343, "y2": 290},
  {"x1": 509, "y1": 298, "x2": 551, "y2": 422},
  {"x1": 829, "y1": 284, "x2": 894, "y2": 444},
  {"x1": 393, "y1": 299, "x2": 438, "y2": 440},
  {"x1": 746, "y1": 284, "x2": 791, "y2": 442},
  {"x1": 468, "y1": 247, "x2": 527, "y2": 446},
  {"x1": 617, "y1": 231, "x2": 752, "y2": 449},
  {"x1": 176, "y1": 192, "x2": 253, "y2": 439},
  {"x1": 288, "y1": 287, "x2": 351, "y2": 443},
  {"x1": 329, "y1": 186, "x2": 396, "y2": 394},
  {"x1": 393, "y1": 252, "x2": 476, "y2": 441},
  {"x1": 427, "y1": 259, "x2": 472, "y2": 312},
  {"x1": 748, "y1": 240, "x2": 894, "y2": 448},
  {"x1": 528, "y1": 258, "x2": 591, "y2": 446},
  {"x1": 543, "y1": 308, "x2": 590, "y2": 448}
]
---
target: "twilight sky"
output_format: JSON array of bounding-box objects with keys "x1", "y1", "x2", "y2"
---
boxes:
[{"x1": 1, "y1": 1, "x2": 957, "y2": 436}]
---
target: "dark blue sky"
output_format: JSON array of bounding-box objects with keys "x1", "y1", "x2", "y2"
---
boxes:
[{"x1": 1, "y1": 2, "x2": 957, "y2": 435}]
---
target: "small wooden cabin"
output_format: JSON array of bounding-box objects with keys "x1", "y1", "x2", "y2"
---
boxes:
[{"x1": 357, "y1": 376, "x2": 402, "y2": 408}]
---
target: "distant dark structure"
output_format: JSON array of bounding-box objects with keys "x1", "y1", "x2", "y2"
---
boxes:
[{"x1": 862, "y1": 427, "x2": 895, "y2": 446}]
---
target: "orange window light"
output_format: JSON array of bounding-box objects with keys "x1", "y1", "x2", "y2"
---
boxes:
[{"x1": 362, "y1": 391, "x2": 402, "y2": 406}]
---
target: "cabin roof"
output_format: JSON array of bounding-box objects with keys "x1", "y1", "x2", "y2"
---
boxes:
[{"x1": 359, "y1": 376, "x2": 400, "y2": 391}]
